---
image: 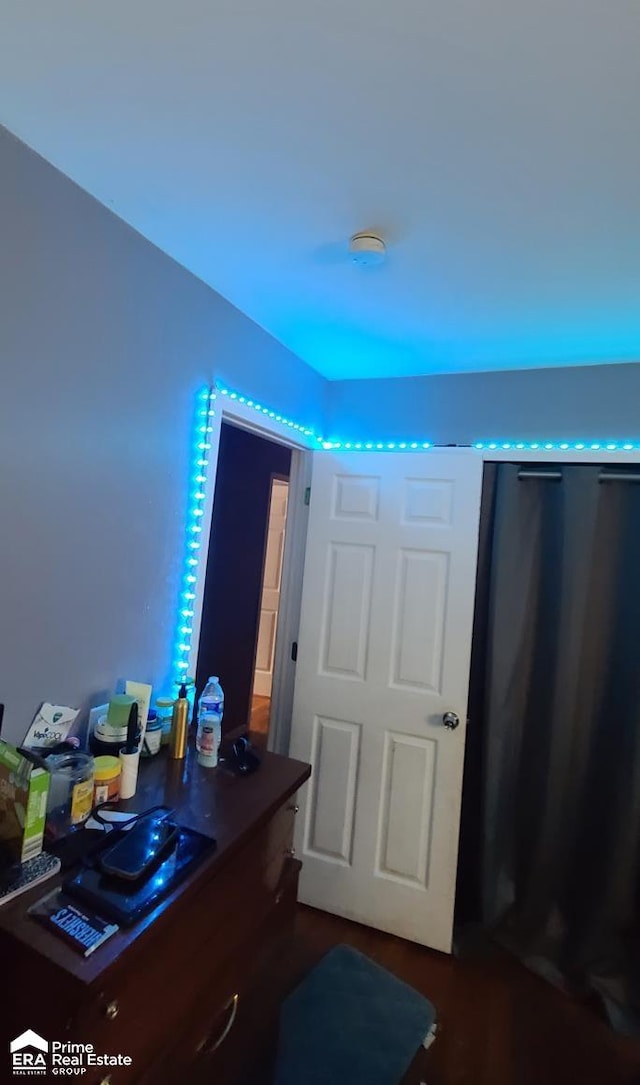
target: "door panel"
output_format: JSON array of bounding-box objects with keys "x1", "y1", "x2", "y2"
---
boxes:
[
  {"x1": 290, "y1": 450, "x2": 482, "y2": 952},
  {"x1": 306, "y1": 715, "x2": 360, "y2": 864},
  {"x1": 390, "y1": 548, "x2": 448, "y2": 692},
  {"x1": 376, "y1": 730, "x2": 436, "y2": 887},
  {"x1": 321, "y1": 542, "x2": 374, "y2": 679}
]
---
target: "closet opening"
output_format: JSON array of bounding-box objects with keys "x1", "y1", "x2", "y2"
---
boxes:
[{"x1": 457, "y1": 460, "x2": 640, "y2": 1033}]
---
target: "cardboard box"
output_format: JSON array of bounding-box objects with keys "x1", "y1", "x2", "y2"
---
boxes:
[{"x1": 0, "y1": 741, "x2": 50, "y2": 863}]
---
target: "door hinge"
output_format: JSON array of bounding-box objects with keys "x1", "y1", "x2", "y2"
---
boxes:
[
  {"x1": 304, "y1": 487, "x2": 311, "y2": 506},
  {"x1": 291, "y1": 641, "x2": 298, "y2": 662}
]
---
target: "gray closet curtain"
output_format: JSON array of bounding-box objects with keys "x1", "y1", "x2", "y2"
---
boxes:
[{"x1": 468, "y1": 462, "x2": 640, "y2": 1034}]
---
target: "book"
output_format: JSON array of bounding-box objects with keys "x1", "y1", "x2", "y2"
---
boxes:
[
  {"x1": 0, "y1": 852, "x2": 61, "y2": 906},
  {"x1": 28, "y1": 889, "x2": 119, "y2": 957}
]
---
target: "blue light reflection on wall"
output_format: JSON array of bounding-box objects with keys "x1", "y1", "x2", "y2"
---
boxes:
[
  {"x1": 213, "y1": 386, "x2": 640, "y2": 453},
  {"x1": 173, "y1": 386, "x2": 216, "y2": 680},
  {"x1": 216, "y1": 385, "x2": 432, "y2": 449}
]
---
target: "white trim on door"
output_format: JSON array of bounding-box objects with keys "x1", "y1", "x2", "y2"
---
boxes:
[{"x1": 269, "y1": 447, "x2": 313, "y2": 755}]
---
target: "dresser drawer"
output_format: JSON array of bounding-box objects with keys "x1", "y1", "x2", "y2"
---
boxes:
[
  {"x1": 74, "y1": 804, "x2": 300, "y2": 1083},
  {"x1": 204, "y1": 862, "x2": 301, "y2": 1085},
  {"x1": 143, "y1": 858, "x2": 301, "y2": 1085}
]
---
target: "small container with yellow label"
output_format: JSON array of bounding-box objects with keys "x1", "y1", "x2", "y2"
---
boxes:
[{"x1": 93, "y1": 756, "x2": 122, "y2": 805}]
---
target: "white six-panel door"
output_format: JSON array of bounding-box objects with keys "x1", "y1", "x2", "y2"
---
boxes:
[{"x1": 289, "y1": 450, "x2": 482, "y2": 952}]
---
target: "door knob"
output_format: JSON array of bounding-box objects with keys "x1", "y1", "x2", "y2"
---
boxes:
[{"x1": 442, "y1": 711, "x2": 460, "y2": 730}]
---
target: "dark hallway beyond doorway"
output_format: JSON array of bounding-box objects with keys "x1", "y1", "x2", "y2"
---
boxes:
[{"x1": 196, "y1": 423, "x2": 291, "y2": 736}]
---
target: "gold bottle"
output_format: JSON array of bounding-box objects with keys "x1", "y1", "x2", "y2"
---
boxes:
[{"x1": 169, "y1": 686, "x2": 189, "y2": 760}]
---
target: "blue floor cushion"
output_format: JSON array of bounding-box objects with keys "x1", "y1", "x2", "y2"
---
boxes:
[{"x1": 275, "y1": 944, "x2": 437, "y2": 1085}]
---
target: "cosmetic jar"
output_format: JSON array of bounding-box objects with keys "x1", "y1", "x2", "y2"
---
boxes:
[{"x1": 93, "y1": 756, "x2": 122, "y2": 804}]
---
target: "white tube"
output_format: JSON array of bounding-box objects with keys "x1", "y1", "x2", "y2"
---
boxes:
[{"x1": 119, "y1": 746, "x2": 141, "y2": 800}]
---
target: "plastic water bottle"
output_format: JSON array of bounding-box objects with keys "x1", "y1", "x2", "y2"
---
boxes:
[{"x1": 196, "y1": 676, "x2": 224, "y2": 767}]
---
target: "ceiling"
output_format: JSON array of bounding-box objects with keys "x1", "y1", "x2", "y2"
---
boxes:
[{"x1": 2, "y1": 1, "x2": 640, "y2": 380}]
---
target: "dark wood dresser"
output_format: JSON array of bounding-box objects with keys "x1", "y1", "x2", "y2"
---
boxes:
[{"x1": 0, "y1": 747, "x2": 311, "y2": 1085}]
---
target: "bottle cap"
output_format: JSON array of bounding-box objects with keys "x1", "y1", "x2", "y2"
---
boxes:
[
  {"x1": 208, "y1": 676, "x2": 219, "y2": 683},
  {"x1": 93, "y1": 755, "x2": 122, "y2": 781}
]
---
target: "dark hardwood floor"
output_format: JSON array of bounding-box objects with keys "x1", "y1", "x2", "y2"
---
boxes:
[{"x1": 248, "y1": 905, "x2": 640, "y2": 1085}]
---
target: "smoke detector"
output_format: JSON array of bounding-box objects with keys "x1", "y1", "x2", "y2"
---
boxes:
[{"x1": 349, "y1": 231, "x2": 387, "y2": 268}]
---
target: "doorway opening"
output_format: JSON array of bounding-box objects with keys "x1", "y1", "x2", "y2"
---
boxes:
[
  {"x1": 196, "y1": 422, "x2": 292, "y2": 747},
  {"x1": 251, "y1": 476, "x2": 290, "y2": 738}
]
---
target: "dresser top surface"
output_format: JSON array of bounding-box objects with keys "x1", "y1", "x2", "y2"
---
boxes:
[{"x1": 0, "y1": 746, "x2": 310, "y2": 985}]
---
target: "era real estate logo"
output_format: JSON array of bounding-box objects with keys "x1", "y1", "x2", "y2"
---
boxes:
[
  {"x1": 10, "y1": 1031, "x2": 48, "y2": 1076},
  {"x1": 9, "y1": 1030, "x2": 133, "y2": 1077}
]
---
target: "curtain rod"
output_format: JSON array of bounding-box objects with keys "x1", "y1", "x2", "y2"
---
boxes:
[{"x1": 518, "y1": 469, "x2": 640, "y2": 482}]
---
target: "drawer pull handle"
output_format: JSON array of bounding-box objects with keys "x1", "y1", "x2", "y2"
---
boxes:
[
  {"x1": 285, "y1": 847, "x2": 296, "y2": 857},
  {"x1": 197, "y1": 993, "x2": 239, "y2": 1057},
  {"x1": 103, "y1": 1000, "x2": 119, "y2": 1021},
  {"x1": 287, "y1": 803, "x2": 300, "y2": 814}
]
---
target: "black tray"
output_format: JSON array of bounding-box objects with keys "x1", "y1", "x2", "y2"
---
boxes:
[{"x1": 64, "y1": 824, "x2": 216, "y2": 925}]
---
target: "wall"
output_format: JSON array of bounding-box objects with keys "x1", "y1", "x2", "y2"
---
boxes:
[
  {"x1": 327, "y1": 363, "x2": 640, "y2": 445},
  {"x1": 0, "y1": 126, "x2": 327, "y2": 745}
]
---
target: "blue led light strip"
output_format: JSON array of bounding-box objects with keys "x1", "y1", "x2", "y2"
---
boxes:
[
  {"x1": 215, "y1": 387, "x2": 640, "y2": 452},
  {"x1": 319, "y1": 439, "x2": 432, "y2": 450},
  {"x1": 217, "y1": 386, "x2": 318, "y2": 440},
  {"x1": 173, "y1": 386, "x2": 216, "y2": 678},
  {"x1": 473, "y1": 441, "x2": 640, "y2": 452}
]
